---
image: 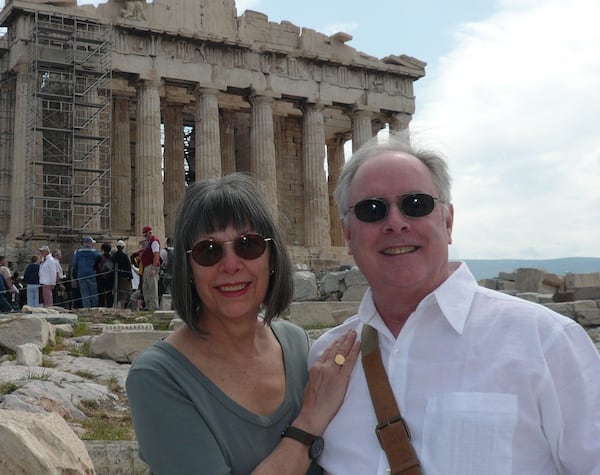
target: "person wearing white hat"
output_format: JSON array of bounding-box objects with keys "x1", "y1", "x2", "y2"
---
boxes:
[{"x1": 38, "y1": 245, "x2": 62, "y2": 307}]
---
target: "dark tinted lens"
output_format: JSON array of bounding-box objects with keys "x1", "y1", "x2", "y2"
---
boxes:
[
  {"x1": 192, "y1": 240, "x2": 223, "y2": 266},
  {"x1": 401, "y1": 193, "x2": 435, "y2": 217},
  {"x1": 233, "y1": 234, "x2": 268, "y2": 260},
  {"x1": 353, "y1": 199, "x2": 388, "y2": 223}
]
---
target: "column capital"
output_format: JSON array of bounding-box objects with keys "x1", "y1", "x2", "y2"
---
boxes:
[
  {"x1": 193, "y1": 85, "x2": 223, "y2": 97},
  {"x1": 248, "y1": 88, "x2": 281, "y2": 103},
  {"x1": 137, "y1": 78, "x2": 163, "y2": 90},
  {"x1": 299, "y1": 99, "x2": 326, "y2": 114},
  {"x1": 351, "y1": 104, "x2": 380, "y2": 115}
]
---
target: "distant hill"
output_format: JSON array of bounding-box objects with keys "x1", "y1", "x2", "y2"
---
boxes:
[{"x1": 462, "y1": 257, "x2": 600, "y2": 281}]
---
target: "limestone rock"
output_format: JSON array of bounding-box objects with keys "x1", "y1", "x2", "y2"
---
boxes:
[
  {"x1": 0, "y1": 409, "x2": 95, "y2": 474},
  {"x1": 0, "y1": 316, "x2": 51, "y2": 351},
  {"x1": 16, "y1": 343, "x2": 43, "y2": 366},
  {"x1": 89, "y1": 330, "x2": 171, "y2": 363}
]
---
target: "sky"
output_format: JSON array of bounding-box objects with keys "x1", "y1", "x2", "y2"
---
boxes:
[{"x1": 2, "y1": 0, "x2": 599, "y2": 260}]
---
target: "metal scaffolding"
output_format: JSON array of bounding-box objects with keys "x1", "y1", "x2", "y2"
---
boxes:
[{"x1": 26, "y1": 11, "x2": 112, "y2": 241}]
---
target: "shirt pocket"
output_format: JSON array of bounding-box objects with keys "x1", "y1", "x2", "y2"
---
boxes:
[{"x1": 422, "y1": 392, "x2": 517, "y2": 475}]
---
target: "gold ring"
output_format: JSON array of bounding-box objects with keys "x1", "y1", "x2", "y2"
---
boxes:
[{"x1": 334, "y1": 354, "x2": 346, "y2": 366}]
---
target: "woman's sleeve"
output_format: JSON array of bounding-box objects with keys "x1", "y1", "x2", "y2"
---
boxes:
[{"x1": 126, "y1": 363, "x2": 232, "y2": 475}]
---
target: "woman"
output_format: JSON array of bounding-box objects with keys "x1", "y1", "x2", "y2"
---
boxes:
[{"x1": 126, "y1": 173, "x2": 359, "y2": 475}]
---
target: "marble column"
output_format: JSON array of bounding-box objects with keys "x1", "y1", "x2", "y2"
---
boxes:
[
  {"x1": 302, "y1": 102, "x2": 330, "y2": 247},
  {"x1": 220, "y1": 110, "x2": 236, "y2": 175},
  {"x1": 9, "y1": 63, "x2": 29, "y2": 240},
  {"x1": 326, "y1": 134, "x2": 346, "y2": 247},
  {"x1": 249, "y1": 93, "x2": 278, "y2": 216},
  {"x1": 194, "y1": 87, "x2": 221, "y2": 180},
  {"x1": 389, "y1": 111, "x2": 412, "y2": 133},
  {"x1": 351, "y1": 109, "x2": 373, "y2": 152},
  {"x1": 163, "y1": 101, "x2": 185, "y2": 238},
  {"x1": 112, "y1": 96, "x2": 132, "y2": 233},
  {"x1": 135, "y1": 79, "x2": 164, "y2": 240}
]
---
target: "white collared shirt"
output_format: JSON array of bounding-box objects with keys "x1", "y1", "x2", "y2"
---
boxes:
[
  {"x1": 38, "y1": 254, "x2": 62, "y2": 285},
  {"x1": 308, "y1": 262, "x2": 600, "y2": 475}
]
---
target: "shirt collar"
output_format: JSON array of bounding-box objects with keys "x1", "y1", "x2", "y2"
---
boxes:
[{"x1": 357, "y1": 261, "x2": 479, "y2": 337}]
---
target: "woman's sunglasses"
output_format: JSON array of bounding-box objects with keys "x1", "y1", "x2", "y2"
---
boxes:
[
  {"x1": 187, "y1": 233, "x2": 272, "y2": 267},
  {"x1": 349, "y1": 193, "x2": 442, "y2": 223}
]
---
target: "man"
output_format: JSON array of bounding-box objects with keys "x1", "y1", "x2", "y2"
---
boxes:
[
  {"x1": 52, "y1": 249, "x2": 67, "y2": 307},
  {"x1": 308, "y1": 134, "x2": 600, "y2": 474},
  {"x1": 112, "y1": 240, "x2": 133, "y2": 309},
  {"x1": 95, "y1": 242, "x2": 115, "y2": 308},
  {"x1": 139, "y1": 225, "x2": 160, "y2": 311},
  {"x1": 23, "y1": 255, "x2": 41, "y2": 308},
  {"x1": 38, "y1": 245, "x2": 62, "y2": 307},
  {"x1": 72, "y1": 237, "x2": 101, "y2": 308},
  {"x1": 158, "y1": 236, "x2": 173, "y2": 304}
]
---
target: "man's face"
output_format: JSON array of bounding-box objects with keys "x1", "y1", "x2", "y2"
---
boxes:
[{"x1": 342, "y1": 151, "x2": 454, "y2": 299}]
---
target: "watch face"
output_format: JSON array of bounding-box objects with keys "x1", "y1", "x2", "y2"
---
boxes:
[{"x1": 309, "y1": 436, "x2": 325, "y2": 460}]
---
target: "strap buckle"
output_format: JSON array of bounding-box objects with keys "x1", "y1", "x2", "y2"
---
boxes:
[{"x1": 376, "y1": 415, "x2": 412, "y2": 446}]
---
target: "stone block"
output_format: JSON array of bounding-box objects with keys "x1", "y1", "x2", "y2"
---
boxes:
[
  {"x1": 516, "y1": 292, "x2": 541, "y2": 303},
  {"x1": 514, "y1": 268, "x2": 558, "y2": 293},
  {"x1": 85, "y1": 440, "x2": 149, "y2": 475},
  {"x1": 497, "y1": 280, "x2": 516, "y2": 291},
  {"x1": 293, "y1": 271, "x2": 319, "y2": 301},
  {"x1": 544, "y1": 302, "x2": 575, "y2": 318},
  {"x1": 321, "y1": 271, "x2": 346, "y2": 294},
  {"x1": 344, "y1": 268, "x2": 368, "y2": 286},
  {"x1": 16, "y1": 343, "x2": 43, "y2": 366},
  {"x1": 341, "y1": 284, "x2": 368, "y2": 302},
  {"x1": 331, "y1": 306, "x2": 358, "y2": 325},
  {"x1": 89, "y1": 331, "x2": 171, "y2": 363},
  {"x1": 575, "y1": 309, "x2": 600, "y2": 326},
  {"x1": 0, "y1": 316, "x2": 51, "y2": 352},
  {"x1": 478, "y1": 279, "x2": 497, "y2": 290},
  {"x1": 572, "y1": 287, "x2": 600, "y2": 301},
  {"x1": 0, "y1": 409, "x2": 95, "y2": 475},
  {"x1": 287, "y1": 302, "x2": 345, "y2": 327},
  {"x1": 542, "y1": 273, "x2": 563, "y2": 290},
  {"x1": 564, "y1": 272, "x2": 600, "y2": 290},
  {"x1": 498, "y1": 271, "x2": 516, "y2": 281},
  {"x1": 553, "y1": 291, "x2": 576, "y2": 303}
]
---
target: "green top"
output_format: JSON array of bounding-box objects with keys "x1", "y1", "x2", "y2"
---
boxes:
[{"x1": 126, "y1": 320, "x2": 322, "y2": 475}]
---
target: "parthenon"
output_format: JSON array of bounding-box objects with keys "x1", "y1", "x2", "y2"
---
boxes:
[{"x1": 0, "y1": 0, "x2": 425, "y2": 269}]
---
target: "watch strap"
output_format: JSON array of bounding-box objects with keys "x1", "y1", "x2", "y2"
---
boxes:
[{"x1": 281, "y1": 426, "x2": 317, "y2": 445}]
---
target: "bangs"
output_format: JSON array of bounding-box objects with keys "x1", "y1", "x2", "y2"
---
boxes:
[{"x1": 181, "y1": 176, "x2": 275, "y2": 247}]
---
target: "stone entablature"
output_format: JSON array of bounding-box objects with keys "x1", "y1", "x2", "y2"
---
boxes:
[{"x1": 0, "y1": 0, "x2": 425, "y2": 270}]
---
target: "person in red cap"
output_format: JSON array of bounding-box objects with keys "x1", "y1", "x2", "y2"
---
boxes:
[{"x1": 140, "y1": 225, "x2": 160, "y2": 311}]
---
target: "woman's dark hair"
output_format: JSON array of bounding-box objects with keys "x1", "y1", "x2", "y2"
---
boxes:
[{"x1": 171, "y1": 173, "x2": 294, "y2": 333}]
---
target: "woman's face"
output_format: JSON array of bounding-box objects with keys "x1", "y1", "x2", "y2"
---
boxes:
[{"x1": 189, "y1": 225, "x2": 272, "y2": 325}]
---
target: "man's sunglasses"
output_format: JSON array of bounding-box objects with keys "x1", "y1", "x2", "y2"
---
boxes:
[
  {"x1": 187, "y1": 233, "x2": 272, "y2": 267},
  {"x1": 349, "y1": 193, "x2": 442, "y2": 223}
]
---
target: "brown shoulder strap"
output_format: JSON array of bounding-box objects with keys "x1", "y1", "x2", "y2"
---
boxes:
[{"x1": 361, "y1": 324, "x2": 422, "y2": 475}]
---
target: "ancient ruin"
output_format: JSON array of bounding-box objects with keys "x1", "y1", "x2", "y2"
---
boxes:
[{"x1": 0, "y1": 0, "x2": 425, "y2": 269}]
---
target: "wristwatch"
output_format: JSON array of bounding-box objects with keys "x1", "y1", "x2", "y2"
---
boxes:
[{"x1": 281, "y1": 426, "x2": 324, "y2": 460}]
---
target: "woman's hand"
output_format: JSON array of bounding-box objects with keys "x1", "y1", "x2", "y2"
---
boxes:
[{"x1": 294, "y1": 329, "x2": 360, "y2": 435}]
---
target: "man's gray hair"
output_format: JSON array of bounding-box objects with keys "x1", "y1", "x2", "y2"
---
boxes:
[{"x1": 333, "y1": 131, "x2": 452, "y2": 223}]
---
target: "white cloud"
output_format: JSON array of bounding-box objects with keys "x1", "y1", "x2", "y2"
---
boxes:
[{"x1": 413, "y1": 0, "x2": 600, "y2": 259}]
